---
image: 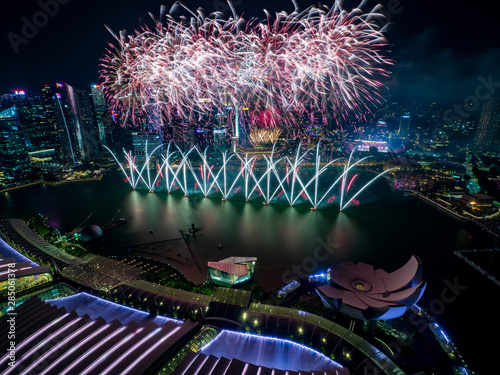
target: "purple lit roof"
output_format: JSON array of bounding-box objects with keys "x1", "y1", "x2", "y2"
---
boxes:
[
  {"x1": 219, "y1": 256, "x2": 257, "y2": 263},
  {"x1": 208, "y1": 262, "x2": 248, "y2": 277}
]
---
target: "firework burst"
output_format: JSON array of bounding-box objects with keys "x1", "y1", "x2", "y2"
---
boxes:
[{"x1": 100, "y1": 1, "x2": 392, "y2": 141}]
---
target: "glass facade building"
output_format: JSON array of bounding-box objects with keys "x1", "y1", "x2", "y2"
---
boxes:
[
  {"x1": 473, "y1": 95, "x2": 500, "y2": 154},
  {"x1": 0, "y1": 106, "x2": 30, "y2": 179},
  {"x1": 208, "y1": 257, "x2": 257, "y2": 287}
]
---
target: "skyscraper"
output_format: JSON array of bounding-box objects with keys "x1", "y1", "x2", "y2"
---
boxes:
[
  {"x1": 91, "y1": 84, "x2": 107, "y2": 147},
  {"x1": 472, "y1": 95, "x2": 500, "y2": 154},
  {"x1": 75, "y1": 89, "x2": 100, "y2": 161},
  {"x1": 51, "y1": 83, "x2": 82, "y2": 164},
  {"x1": 41, "y1": 85, "x2": 65, "y2": 161},
  {"x1": 49, "y1": 83, "x2": 102, "y2": 163},
  {"x1": 0, "y1": 106, "x2": 30, "y2": 179},
  {"x1": 5, "y1": 91, "x2": 60, "y2": 156},
  {"x1": 131, "y1": 131, "x2": 162, "y2": 157},
  {"x1": 398, "y1": 114, "x2": 411, "y2": 139}
]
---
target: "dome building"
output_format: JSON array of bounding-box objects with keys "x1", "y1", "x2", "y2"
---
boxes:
[{"x1": 78, "y1": 225, "x2": 104, "y2": 242}]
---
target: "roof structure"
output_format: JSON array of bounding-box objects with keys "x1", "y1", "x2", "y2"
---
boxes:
[
  {"x1": 46, "y1": 292, "x2": 183, "y2": 326},
  {"x1": 207, "y1": 261, "x2": 248, "y2": 277},
  {"x1": 0, "y1": 254, "x2": 50, "y2": 282},
  {"x1": 316, "y1": 256, "x2": 426, "y2": 320},
  {"x1": 0, "y1": 294, "x2": 198, "y2": 375},
  {"x1": 3, "y1": 218, "x2": 82, "y2": 269},
  {"x1": 208, "y1": 257, "x2": 257, "y2": 277},
  {"x1": 207, "y1": 257, "x2": 257, "y2": 287},
  {"x1": 219, "y1": 256, "x2": 257, "y2": 263},
  {"x1": 0, "y1": 236, "x2": 39, "y2": 267},
  {"x1": 60, "y1": 254, "x2": 144, "y2": 291},
  {"x1": 172, "y1": 351, "x2": 350, "y2": 375}
]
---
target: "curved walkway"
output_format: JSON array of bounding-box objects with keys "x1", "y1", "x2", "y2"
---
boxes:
[
  {"x1": 248, "y1": 303, "x2": 405, "y2": 375},
  {"x1": 8, "y1": 218, "x2": 83, "y2": 267}
]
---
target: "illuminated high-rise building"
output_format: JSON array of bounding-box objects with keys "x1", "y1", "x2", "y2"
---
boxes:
[
  {"x1": 91, "y1": 84, "x2": 108, "y2": 147},
  {"x1": 398, "y1": 114, "x2": 411, "y2": 138},
  {"x1": 51, "y1": 83, "x2": 82, "y2": 164},
  {"x1": 131, "y1": 131, "x2": 162, "y2": 158},
  {"x1": 40, "y1": 85, "x2": 65, "y2": 161},
  {"x1": 0, "y1": 106, "x2": 30, "y2": 179},
  {"x1": 3, "y1": 91, "x2": 60, "y2": 161},
  {"x1": 75, "y1": 88, "x2": 100, "y2": 161},
  {"x1": 45, "y1": 83, "x2": 102, "y2": 163},
  {"x1": 472, "y1": 95, "x2": 500, "y2": 154}
]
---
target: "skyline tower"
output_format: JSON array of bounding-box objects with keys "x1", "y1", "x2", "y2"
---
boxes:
[
  {"x1": 50, "y1": 83, "x2": 102, "y2": 163},
  {"x1": 472, "y1": 95, "x2": 500, "y2": 154},
  {"x1": 0, "y1": 106, "x2": 30, "y2": 179},
  {"x1": 6, "y1": 91, "x2": 59, "y2": 156},
  {"x1": 75, "y1": 88, "x2": 100, "y2": 161},
  {"x1": 52, "y1": 83, "x2": 82, "y2": 164},
  {"x1": 41, "y1": 85, "x2": 66, "y2": 161},
  {"x1": 91, "y1": 84, "x2": 108, "y2": 147},
  {"x1": 131, "y1": 131, "x2": 162, "y2": 158},
  {"x1": 398, "y1": 114, "x2": 411, "y2": 139},
  {"x1": 0, "y1": 85, "x2": 114, "y2": 167}
]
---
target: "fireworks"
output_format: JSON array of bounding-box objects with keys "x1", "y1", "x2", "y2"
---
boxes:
[
  {"x1": 105, "y1": 142, "x2": 396, "y2": 211},
  {"x1": 248, "y1": 128, "x2": 282, "y2": 145},
  {"x1": 100, "y1": 1, "x2": 392, "y2": 140}
]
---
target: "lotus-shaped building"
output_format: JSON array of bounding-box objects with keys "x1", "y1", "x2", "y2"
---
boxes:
[{"x1": 316, "y1": 256, "x2": 426, "y2": 320}]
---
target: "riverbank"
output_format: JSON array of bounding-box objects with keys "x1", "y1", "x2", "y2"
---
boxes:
[
  {"x1": 410, "y1": 190, "x2": 500, "y2": 238},
  {"x1": 0, "y1": 174, "x2": 104, "y2": 194},
  {"x1": 380, "y1": 168, "x2": 500, "y2": 238}
]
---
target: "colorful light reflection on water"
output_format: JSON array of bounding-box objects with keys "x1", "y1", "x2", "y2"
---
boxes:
[{"x1": 106, "y1": 142, "x2": 395, "y2": 211}]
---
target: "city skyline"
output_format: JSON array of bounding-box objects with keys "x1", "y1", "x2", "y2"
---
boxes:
[{"x1": 1, "y1": 2, "x2": 499, "y2": 374}]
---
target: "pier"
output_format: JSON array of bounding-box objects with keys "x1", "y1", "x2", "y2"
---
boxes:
[{"x1": 454, "y1": 248, "x2": 500, "y2": 286}]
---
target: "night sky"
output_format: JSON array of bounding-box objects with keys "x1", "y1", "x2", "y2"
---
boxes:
[{"x1": 1, "y1": 0, "x2": 499, "y2": 104}]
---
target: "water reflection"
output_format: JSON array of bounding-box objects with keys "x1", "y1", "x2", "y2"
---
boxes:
[
  {"x1": 0, "y1": 171, "x2": 487, "y2": 289},
  {"x1": 0, "y1": 171, "x2": 496, "y2": 374}
]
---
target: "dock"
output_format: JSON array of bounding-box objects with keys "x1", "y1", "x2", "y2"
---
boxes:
[{"x1": 454, "y1": 249, "x2": 500, "y2": 286}]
